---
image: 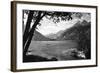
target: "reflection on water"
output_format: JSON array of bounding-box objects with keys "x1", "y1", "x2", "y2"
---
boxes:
[{"x1": 27, "y1": 40, "x2": 78, "y2": 60}]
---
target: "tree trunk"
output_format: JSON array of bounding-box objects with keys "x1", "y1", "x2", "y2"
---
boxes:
[
  {"x1": 23, "y1": 11, "x2": 43, "y2": 56},
  {"x1": 23, "y1": 11, "x2": 34, "y2": 48}
]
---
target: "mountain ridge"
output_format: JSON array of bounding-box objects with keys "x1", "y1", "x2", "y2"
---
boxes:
[
  {"x1": 56, "y1": 20, "x2": 91, "y2": 41},
  {"x1": 32, "y1": 20, "x2": 90, "y2": 41},
  {"x1": 45, "y1": 30, "x2": 64, "y2": 39},
  {"x1": 32, "y1": 30, "x2": 52, "y2": 41}
]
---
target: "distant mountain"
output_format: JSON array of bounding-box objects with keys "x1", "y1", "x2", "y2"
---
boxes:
[
  {"x1": 45, "y1": 33, "x2": 57, "y2": 39},
  {"x1": 32, "y1": 20, "x2": 90, "y2": 41},
  {"x1": 56, "y1": 30, "x2": 65, "y2": 37},
  {"x1": 45, "y1": 30, "x2": 64, "y2": 39},
  {"x1": 32, "y1": 30, "x2": 52, "y2": 41}
]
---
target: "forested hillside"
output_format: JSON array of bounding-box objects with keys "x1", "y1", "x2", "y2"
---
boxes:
[{"x1": 57, "y1": 20, "x2": 91, "y2": 59}]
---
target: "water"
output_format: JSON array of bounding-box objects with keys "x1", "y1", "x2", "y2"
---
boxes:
[{"x1": 27, "y1": 40, "x2": 78, "y2": 60}]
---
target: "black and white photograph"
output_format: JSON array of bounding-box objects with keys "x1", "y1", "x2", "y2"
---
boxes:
[
  {"x1": 11, "y1": 1, "x2": 97, "y2": 71},
  {"x1": 23, "y1": 10, "x2": 91, "y2": 62}
]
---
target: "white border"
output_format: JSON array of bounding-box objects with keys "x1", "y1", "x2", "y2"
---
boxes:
[{"x1": 17, "y1": 3, "x2": 96, "y2": 69}]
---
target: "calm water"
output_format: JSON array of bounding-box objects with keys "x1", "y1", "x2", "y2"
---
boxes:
[{"x1": 27, "y1": 40, "x2": 78, "y2": 60}]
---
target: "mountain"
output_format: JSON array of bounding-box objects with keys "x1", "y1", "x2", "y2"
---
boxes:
[
  {"x1": 56, "y1": 20, "x2": 91, "y2": 59},
  {"x1": 32, "y1": 30, "x2": 52, "y2": 41},
  {"x1": 32, "y1": 20, "x2": 90, "y2": 41},
  {"x1": 44, "y1": 20, "x2": 91, "y2": 41},
  {"x1": 45, "y1": 33, "x2": 57, "y2": 39},
  {"x1": 73, "y1": 20, "x2": 89, "y2": 27},
  {"x1": 56, "y1": 30, "x2": 65, "y2": 37},
  {"x1": 57, "y1": 20, "x2": 91, "y2": 41},
  {"x1": 45, "y1": 30, "x2": 64, "y2": 39}
]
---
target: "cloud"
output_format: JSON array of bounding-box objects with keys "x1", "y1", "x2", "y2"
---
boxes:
[{"x1": 37, "y1": 17, "x2": 78, "y2": 35}]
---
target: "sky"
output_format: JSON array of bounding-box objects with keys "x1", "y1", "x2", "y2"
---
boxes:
[
  {"x1": 23, "y1": 11, "x2": 91, "y2": 36},
  {"x1": 37, "y1": 13, "x2": 91, "y2": 35},
  {"x1": 37, "y1": 17, "x2": 78, "y2": 35}
]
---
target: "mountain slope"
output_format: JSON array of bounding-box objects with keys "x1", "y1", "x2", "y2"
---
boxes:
[
  {"x1": 45, "y1": 30, "x2": 64, "y2": 39},
  {"x1": 32, "y1": 30, "x2": 52, "y2": 41},
  {"x1": 56, "y1": 20, "x2": 91, "y2": 59},
  {"x1": 57, "y1": 20, "x2": 91, "y2": 41}
]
